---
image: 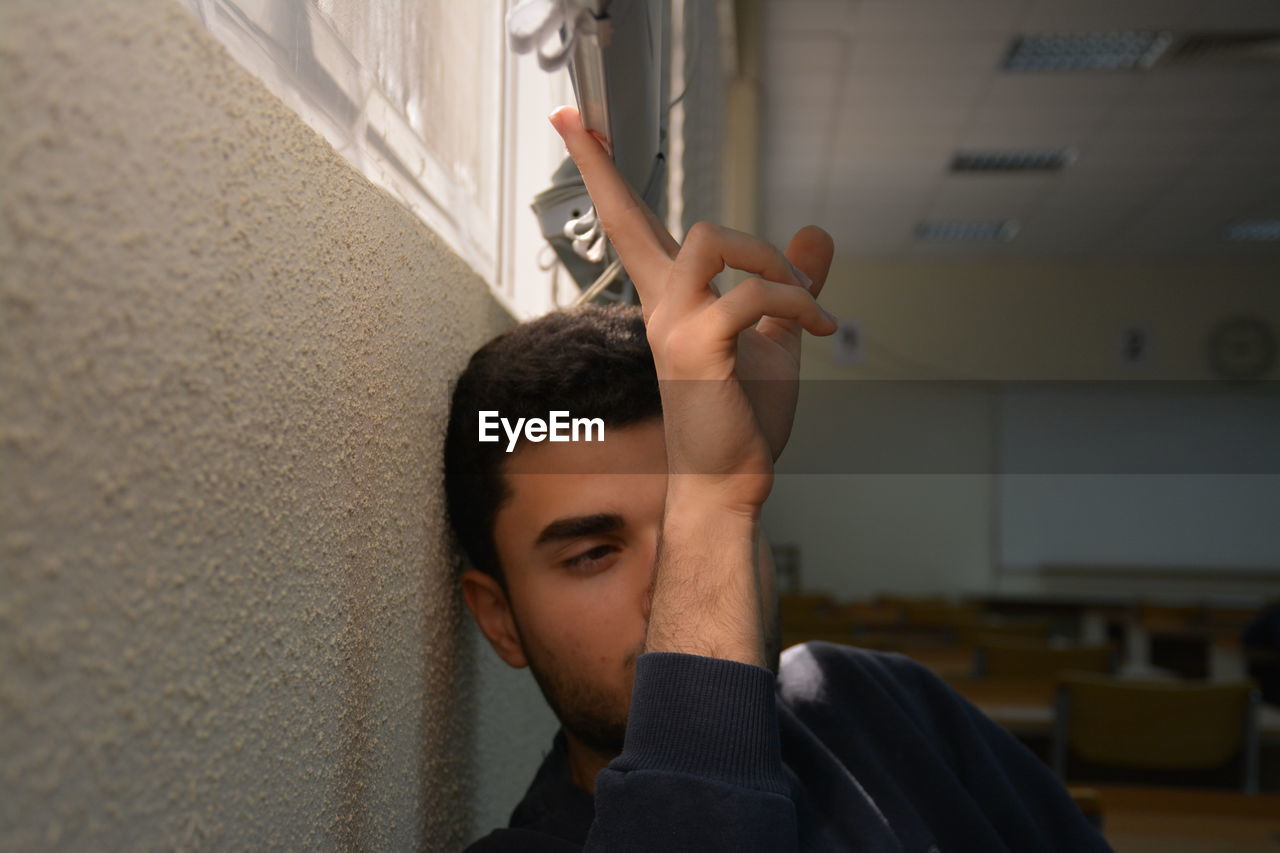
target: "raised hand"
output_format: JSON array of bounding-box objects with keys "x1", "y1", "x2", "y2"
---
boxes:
[
  {"x1": 551, "y1": 106, "x2": 837, "y2": 666},
  {"x1": 549, "y1": 107, "x2": 837, "y2": 496}
]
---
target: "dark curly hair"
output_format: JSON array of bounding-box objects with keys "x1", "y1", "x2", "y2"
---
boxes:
[{"x1": 443, "y1": 304, "x2": 661, "y2": 584}]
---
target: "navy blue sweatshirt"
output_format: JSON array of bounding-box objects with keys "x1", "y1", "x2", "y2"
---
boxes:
[{"x1": 469, "y1": 642, "x2": 1113, "y2": 852}]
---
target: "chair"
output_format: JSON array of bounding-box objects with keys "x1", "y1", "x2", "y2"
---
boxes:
[
  {"x1": 1138, "y1": 602, "x2": 1212, "y2": 679},
  {"x1": 1067, "y1": 787, "x2": 1103, "y2": 831},
  {"x1": 779, "y1": 593, "x2": 834, "y2": 623},
  {"x1": 836, "y1": 600, "x2": 904, "y2": 629},
  {"x1": 1052, "y1": 672, "x2": 1261, "y2": 793},
  {"x1": 957, "y1": 619, "x2": 1052, "y2": 648},
  {"x1": 780, "y1": 593, "x2": 856, "y2": 648},
  {"x1": 1207, "y1": 605, "x2": 1259, "y2": 633},
  {"x1": 1139, "y1": 602, "x2": 1207, "y2": 632},
  {"x1": 973, "y1": 639, "x2": 1114, "y2": 680},
  {"x1": 895, "y1": 599, "x2": 983, "y2": 630}
]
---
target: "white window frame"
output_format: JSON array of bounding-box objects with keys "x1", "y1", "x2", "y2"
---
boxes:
[{"x1": 181, "y1": 0, "x2": 578, "y2": 319}]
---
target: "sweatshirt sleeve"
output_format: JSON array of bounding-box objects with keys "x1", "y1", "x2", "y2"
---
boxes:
[{"x1": 583, "y1": 652, "x2": 798, "y2": 853}]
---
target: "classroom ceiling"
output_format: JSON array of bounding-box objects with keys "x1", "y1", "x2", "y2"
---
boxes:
[{"x1": 759, "y1": 0, "x2": 1280, "y2": 260}]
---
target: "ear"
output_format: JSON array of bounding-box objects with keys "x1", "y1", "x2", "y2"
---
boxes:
[{"x1": 460, "y1": 568, "x2": 528, "y2": 669}]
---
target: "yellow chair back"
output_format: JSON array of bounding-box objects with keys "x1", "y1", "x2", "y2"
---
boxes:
[
  {"x1": 1060, "y1": 673, "x2": 1255, "y2": 771},
  {"x1": 979, "y1": 640, "x2": 1112, "y2": 680},
  {"x1": 898, "y1": 601, "x2": 982, "y2": 629},
  {"x1": 958, "y1": 619, "x2": 1052, "y2": 647}
]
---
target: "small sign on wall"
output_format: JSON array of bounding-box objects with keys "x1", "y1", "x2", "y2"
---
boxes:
[
  {"x1": 834, "y1": 319, "x2": 864, "y2": 365},
  {"x1": 1120, "y1": 325, "x2": 1150, "y2": 367}
]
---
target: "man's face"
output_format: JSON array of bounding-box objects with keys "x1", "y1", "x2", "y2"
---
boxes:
[{"x1": 490, "y1": 419, "x2": 667, "y2": 755}]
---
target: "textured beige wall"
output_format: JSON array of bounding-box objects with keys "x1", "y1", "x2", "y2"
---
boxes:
[{"x1": 0, "y1": 1, "x2": 517, "y2": 849}]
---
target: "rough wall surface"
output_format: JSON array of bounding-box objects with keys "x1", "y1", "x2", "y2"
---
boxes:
[
  {"x1": 469, "y1": 629, "x2": 560, "y2": 840},
  {"x1": 0, "y1": 1, "x2": 514, "y2": 849}
]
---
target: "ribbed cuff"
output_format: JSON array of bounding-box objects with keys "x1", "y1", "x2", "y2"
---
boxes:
[{"x1": 612, "y1": 652, "x2": 788, "y2": 796}]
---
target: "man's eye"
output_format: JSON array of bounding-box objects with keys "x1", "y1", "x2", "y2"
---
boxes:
[{"x1": 563, "y1": 544, "x2": 617, "y2": 572}]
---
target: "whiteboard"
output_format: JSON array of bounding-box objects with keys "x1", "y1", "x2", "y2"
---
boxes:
[{"x1": 997, "y1": 383, "x2": 1280, "y2": 572}]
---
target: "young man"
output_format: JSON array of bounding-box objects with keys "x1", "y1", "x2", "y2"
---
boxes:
[{"x1": 444, "y1": 107, "x2": 1111, "y2": 852}]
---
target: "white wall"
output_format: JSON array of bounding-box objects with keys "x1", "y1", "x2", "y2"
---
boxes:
[
  {"x1": 766, "y1": 475, "x2": 994, "y2": 598},
  {"x1": 766, "y1": 378, "x2": 996, "y2": 598},
  {"x1": 0, "y1": 2, "x2": 550, "y2": 848},
  {"x1": 470, "y1": 626, "x2": 560, "y2": 840}
]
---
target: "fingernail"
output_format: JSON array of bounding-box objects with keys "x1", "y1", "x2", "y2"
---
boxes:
[
  {"x1": 588, "y1": 129, "x2": 612, "y2": 156},
  {"x1": 548, "y1": 109, "x2": 565, "y2": 135},
  {"x1": 788, "y1": 261, "x2": 813, "y2": 288},
  {"x1": 821, "y1": 306, "x2": 838, "y2": 325}
]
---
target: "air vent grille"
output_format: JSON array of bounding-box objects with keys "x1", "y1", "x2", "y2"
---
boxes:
[
  {"x1": 1223, "y1": 220, "x2": 1280, "y2": 242},
  {"x1": 951, "y1": 149, "x2": 1078, "y2": 173},
  {"x1": 1003, "y1": 31, "x2": 1173, "y2": 71},
  {"x1": 915, "y1": 221, "x2": 1021, "y2": 243}
]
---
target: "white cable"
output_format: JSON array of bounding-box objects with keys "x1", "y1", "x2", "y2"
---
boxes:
[
  {"x1": 564, "y1": 205, "x2": 608, "y2": 262},
  {"x1": 573, "y1": 256, "x2": 625, "y2": 306}
]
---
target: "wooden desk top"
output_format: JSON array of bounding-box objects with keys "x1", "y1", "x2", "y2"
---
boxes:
[
  {"x1": 942, "y1": 678, "x2": 1280, "y2": 741},
  {"x1": 946, "y1": 677, "x2": 1057, "y2": 705},
  {"x1": 895, "y1": 647, "x2": 975, "y2": 680},
  {"x1": 1093, "y1": 786, "x2": 1280, "y2": 819},
  {"x1": 1089, "y1": 786, "x2": 1280, "y2": 853}
]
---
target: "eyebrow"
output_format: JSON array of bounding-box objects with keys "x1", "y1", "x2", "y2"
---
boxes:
[{"x1": 533, "y1": 513, "x2": 625, "y2": 547}]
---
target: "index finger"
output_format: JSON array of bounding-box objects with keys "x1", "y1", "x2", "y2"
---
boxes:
[{"x1": 549, "y1": 106, "x2": 673, "y2": 292}]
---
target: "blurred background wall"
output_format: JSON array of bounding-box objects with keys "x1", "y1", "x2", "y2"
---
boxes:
[
  {"x1": 767, "y1": 258, "x2": 1280, "y2": 603},
  {"x1": 755, "y1": 0, "x2": 1280, "y2": 609}
]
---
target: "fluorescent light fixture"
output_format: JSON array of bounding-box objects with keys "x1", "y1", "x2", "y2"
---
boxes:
[
  {"x1": 1003, "y1": 31, "x2": 1174, "y2": 71},
  {"x1": 1223, "y1": 219, "x2": 1280, "y2": 242},
  {"x1": 915, "y1": 221, "x2": 1021, "y2": 243},
  {"x1": 951, "y1": 148, "x2": 1078, "y2": 172}
]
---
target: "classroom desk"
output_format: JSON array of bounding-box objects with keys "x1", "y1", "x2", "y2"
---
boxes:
[
  {"x1": 944, "y1": 678, "x2": 1057, "y2": 735},
  {"x1": 1090, "y1": 786, "x2": 1280, "y2": 853},
  {"x1": 895, "y1": 646, "x2": 975, "y2": 680},
  {"x1": 943, "y1": 678, "x2": 1280, "y2": 742}
]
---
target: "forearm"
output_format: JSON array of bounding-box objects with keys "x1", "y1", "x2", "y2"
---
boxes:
[
  {"x1": 757, "y1": 529, "x2": 782, "y2": 668},
  {"x1": 643, "y1": 482, "x2": 766, "y2": 669}
]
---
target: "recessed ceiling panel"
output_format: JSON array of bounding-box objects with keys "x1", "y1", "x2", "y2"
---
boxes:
[
  {"x1": 761, "y1": 0, "x2": 1280, "y2": 258},
  {"x1": 928, "y1": 176, "x2": 1056, "y2": 220},
  {"x1": 853, "y1": 0, "x2": 1024, "y2": 34},
  {"x1": 1022, "y1": 0, "x2": 1200, "y2": 32},
  {"x1": 764, "y1": 0, "x2": 858, "y2": 35},
  {"x1": 847, "y1": 32, "x2": 1014, "y2": 72},
  {"x1": 1185, "y1": 0, "x2": 1280, "y2": 30}
]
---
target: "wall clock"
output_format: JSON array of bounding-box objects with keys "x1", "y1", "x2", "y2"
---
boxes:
[{"x1": 1207, "y1": 315, "x2": 1276, "y2": 380}]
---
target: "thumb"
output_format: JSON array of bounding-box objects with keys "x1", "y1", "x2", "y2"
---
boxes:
[{"x1": 784, "y1": 226, "x2": 835, "y2": 298}]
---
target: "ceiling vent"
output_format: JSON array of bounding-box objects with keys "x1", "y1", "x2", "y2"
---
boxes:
[
  {"x1": 1003, "y1": 31, "x2": 1174, "y2": 71},
  {"x1": 1160, "y1": 32, "x2": 1280, "y2": 67},
  {"x1": 1223, "y1": 220, "x2": 1280, "y2": 242},
  {"x1": 951, "y1": 149, "x2": 1078, "y2": 173},
  {"x1": 915, "y1": 220, "x2": 1021, "y2": 243}
]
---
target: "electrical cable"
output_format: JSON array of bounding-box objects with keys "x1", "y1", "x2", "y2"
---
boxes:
[
  {"x1": 664, "y1": 0, "x2": 700, "y2": 115},
  {"x1": 572, "y1": 255, "x2": 625, "y2": 306}
]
